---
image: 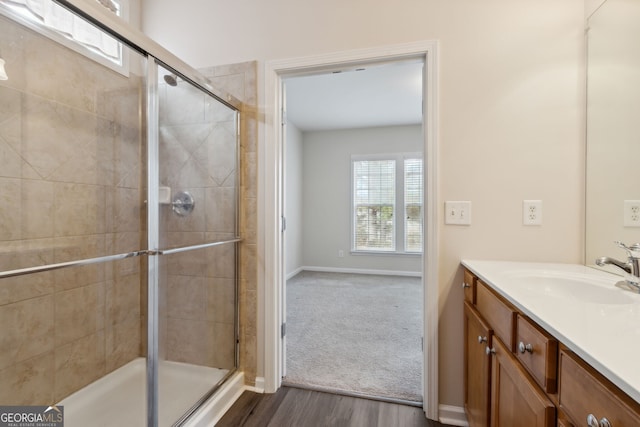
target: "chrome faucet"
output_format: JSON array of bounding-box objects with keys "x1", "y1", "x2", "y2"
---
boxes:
[{"x1": 596, "y1": 241, "x2": 640, "y2": 292}]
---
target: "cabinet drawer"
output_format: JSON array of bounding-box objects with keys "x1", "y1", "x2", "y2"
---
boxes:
[
  {"x1": 559, "y1": 348, "x2": 640, "y2": 426},
  {"x1": 516, "y1": 314, "x2": 558, "y2": 393},
  {"x1": 463, "y1": 269, "x2": 476, "y2": 304},
  {"x1": 476, "y1": 280, "x2": 516, "y2": 352}
]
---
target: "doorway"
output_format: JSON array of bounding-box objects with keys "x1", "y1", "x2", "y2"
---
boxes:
[
  {"x1": 263, "y1": 41, "x2": 439, "y2": 419},
  {"x1": 282, "y1": 60, "x2": 424, "y2": 403}
]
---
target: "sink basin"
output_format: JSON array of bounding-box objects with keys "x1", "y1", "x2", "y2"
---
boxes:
[{"x1": 504, "y1": 271, "x2": 634, "y2": 305}]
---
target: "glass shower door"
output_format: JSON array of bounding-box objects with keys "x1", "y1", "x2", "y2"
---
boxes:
[{"x1": 153, "y1": 62, "x2": 239, "y2": 426}]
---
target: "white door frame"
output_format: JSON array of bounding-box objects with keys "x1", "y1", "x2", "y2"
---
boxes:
[{"x1": 262, "y1": 40, "x2": 439, "y2": 420}]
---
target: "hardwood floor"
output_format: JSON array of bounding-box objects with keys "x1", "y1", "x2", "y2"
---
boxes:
[{"x1": 216, "y1": 386, "x2": 454, "y2": 427}]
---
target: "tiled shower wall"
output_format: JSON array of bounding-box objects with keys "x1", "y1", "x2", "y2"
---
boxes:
[
  {"x1": 0, "y1": 15, "x2": 145, "y2": 404},
  {"x1": 200, "y1": 62, "x2": 258, "y2": 385},
  {"x1": 0, "y1": 15, "x2": 257, "y2": 407}
]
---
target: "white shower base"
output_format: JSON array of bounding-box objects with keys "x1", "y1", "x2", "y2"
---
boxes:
[{"x1": 58, "y1": 357, "x2": 234, "y2": 427}]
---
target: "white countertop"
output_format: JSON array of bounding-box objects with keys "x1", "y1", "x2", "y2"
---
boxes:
[{"x1": 461, "y1": 260, "x2": 640, "y2": 404}]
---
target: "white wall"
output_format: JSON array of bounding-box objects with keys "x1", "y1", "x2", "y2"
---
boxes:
[
  {"x1": 142, "y1": 0, "x2": 586, "y2": 408},
  {"x1": 285, "y1": 122, "x2": 304, "y2": 277},
  {"x1": 586, "y1": 0, "x2": 607, "y2": 17},
  {"x1": 302, "y1": 125, "x2": 423, "y2": 274}
]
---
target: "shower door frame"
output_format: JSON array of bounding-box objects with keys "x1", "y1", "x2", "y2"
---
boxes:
[{"x1": 145, "y1": 55, "x2": 243, "y2": 427}]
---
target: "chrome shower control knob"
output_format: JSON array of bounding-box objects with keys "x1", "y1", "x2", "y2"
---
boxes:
[
  {"x1": 587, "y1": 414, "x2": 599, "y2": 427},
  {"x1": 599, "y1": 417, "x2": 611, "y2": 427},
  {"x1": 478, "y1": 336, "x2": 487, "y2": 344},
  {"x1": 518, "y1": 341, "x2": 533, "y2": 354}
]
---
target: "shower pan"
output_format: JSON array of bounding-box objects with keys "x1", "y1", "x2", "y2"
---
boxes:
[{"x1": 0, "y1": 1, "x2": 241, "y2": 426}]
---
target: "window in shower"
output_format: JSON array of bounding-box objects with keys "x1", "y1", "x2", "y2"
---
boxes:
[{"x1": 2, "y1": 0, "x2": 128, "y2": 72}]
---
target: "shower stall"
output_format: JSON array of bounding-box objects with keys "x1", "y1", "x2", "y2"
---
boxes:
[{"x1": 0, "y1": 0, "x2": 241, "y2": 425}]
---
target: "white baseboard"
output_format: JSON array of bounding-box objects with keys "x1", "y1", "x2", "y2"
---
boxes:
[
  {"x1": 438, "y1": 405, "x2": 468, "y2": 426},
  {"x1": 286, "y1": 267, "x2": 304, "y2": 280},
  {"x1": 300, "y1": 266, "x2": 422, "y2": 277}
]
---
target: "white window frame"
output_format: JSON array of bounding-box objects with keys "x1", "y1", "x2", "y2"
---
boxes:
[
  {"x1": 351, "y1": 152, "x2": 423, "y2": 255},
  {"x1": 2, "y1": 0, "x2": 130, "y2": 76}
]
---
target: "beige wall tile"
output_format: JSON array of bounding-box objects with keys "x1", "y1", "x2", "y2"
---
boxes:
[
  {"x1": 206, "y1": 278, "x2": 235, "y2": 324},
  {"x1": 166, "y1": 318, "x2": 208, "y2": 365},
  {"x1": 0, "y1": 177, "x2": 21, "y2": 240},
  {"x1": 21, "y1": 95, "x2": 97, "y2": 179},
  {"x1": 54, "y1": 284, "x2": 104, "y2": 346},
  {"x1": 104, "y1": 188, "x2": 142, "y2": 235},
  {"x1": 210, "y1": 322, "x2": 235, "y2": 370},
  {"x1": 54, "y1": 332, "x2": 106, "y2": 401},
  {"x1": 0, "y1": 352, "x2": 54, "y2": 405},
  {"x1": 21, "y1": 180, "x2": 54, "y2": 239},
  {"x1": 167, "y1": 275, "x2": 205, "y2": 320},
  {"x1": 243, "y1": 197, "x2": 257, "y2": 245},
  {"x1": 239, "y1": 243, "x2": 257, "y2": 287},
  {"x1": 243, "y1": 152, "x2": 257, "y2": 198},
  {"x1": 0, "y1": 294, "x2": 54, "y2": 370},
  {"x1": 106, "y1": 274, "x2": 140, "y2": 325},
  {"x1": 205, "y1": 186, "x2": 236, "y2": 233},
  {"x1": 159, "y1": 83, "x2": 206, "y2": 126},
  {"x1": 205, "y1": 243, "x2": 236, "y2": 279},
  {"x1": 106, "y1": 316, "x2": 141, "y2": 373},
  {"x1": 0, "y1": 242, "x2": 55, "y2": 273},
  {"x1": 53, "y1": 237, "x2": 106, "y2": 292},
  {"x1": 209, "y1": 75, "x2": 245, "y2": 102},
  {"x1": 53, "y1": 183, "x2": 106, "y2": 236},
  {"x1": 0, "y1": 269, "x2": 53, "y2": 306}
]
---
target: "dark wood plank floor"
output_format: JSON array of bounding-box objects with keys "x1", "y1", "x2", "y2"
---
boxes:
[{"x1": 216, "y1": 386, "x2": 454, "y2": 427}]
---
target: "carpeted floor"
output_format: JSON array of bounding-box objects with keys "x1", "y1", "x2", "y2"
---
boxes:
[{"x1": 284, "y1": 271, "x2": 423, "y2": 402}]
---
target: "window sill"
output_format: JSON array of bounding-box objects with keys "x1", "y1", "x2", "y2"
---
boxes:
[{"x1": 350, "y1": 251, "x2": 422, "y2": 257}]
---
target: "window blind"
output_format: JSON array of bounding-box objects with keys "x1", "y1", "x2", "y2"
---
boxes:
[
  {"x1": 404, "y1": 158, "x2": 423, "y2": 253},
  {"x1": 7, "y1": 0, "x2": 121, "y2": 62},
  {"x1": 353, "y1": 160, "x2": 396, "y2": 251}
]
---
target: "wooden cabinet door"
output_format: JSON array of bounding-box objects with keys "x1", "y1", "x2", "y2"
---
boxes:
[
  {"x1": 464, "y1": 302, "x2": 492, "y2": 427},
  {"x1": 491, "y1": 337, "x2": 555, "y2": 427}
]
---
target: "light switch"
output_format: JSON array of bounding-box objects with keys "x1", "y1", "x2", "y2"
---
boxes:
[{"x1": 445, "y1": 201, "x2": 471, "y2": 225}]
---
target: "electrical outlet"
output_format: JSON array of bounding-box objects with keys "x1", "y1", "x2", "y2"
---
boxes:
[
  {"x1": 624, "y1": 200, "x2": 640, "y2": 227},
  {"x1": 338, "y1": 249, "x2": 344, "y2": 257},
  {"x1": 523, "y1": 200, "x2": 542, "y2": 226},
  {"x1": 445, "y1": 201, "x2": 471, "y2": 225}
]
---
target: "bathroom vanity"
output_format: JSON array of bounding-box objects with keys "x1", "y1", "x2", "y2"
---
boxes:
[{"x1": 461, "y1": 260, "x2": 640, "y2": 427}]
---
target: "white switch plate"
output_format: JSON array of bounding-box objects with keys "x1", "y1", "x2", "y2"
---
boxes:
[
  {"x1": 624, "y1": 200, "x2": 640, "y2": 227},
  {"x1": 445, "y1": 201, "x2": 471, "y2": 225},
  {"x1": 523, "y1": 200, "x2": 542, "y2": 225}
]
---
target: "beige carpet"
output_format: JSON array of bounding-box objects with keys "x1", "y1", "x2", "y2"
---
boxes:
[{"x1": 284, "y1": 271, "x2": 423, "y2": 402}]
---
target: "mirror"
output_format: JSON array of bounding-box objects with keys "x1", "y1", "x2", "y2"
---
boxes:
[{"x1": 586, "y1": 0, "x2": 640, "y2": 272}]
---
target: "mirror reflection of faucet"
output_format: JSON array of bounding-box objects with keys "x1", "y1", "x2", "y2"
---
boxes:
[{"x1": 596, "y1": 241, "x2": 640, "y2": 292}]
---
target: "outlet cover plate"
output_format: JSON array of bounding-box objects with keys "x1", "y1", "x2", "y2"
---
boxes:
[
  {"x1": 523, "y1": 200, "x2": 542, "y2": 225},
  {"x1": 445, "y1": 201, "x2": 471, "y2": 225},
  {"x1": 624, "y1": 200, "x2": 640, "y2": 227}
]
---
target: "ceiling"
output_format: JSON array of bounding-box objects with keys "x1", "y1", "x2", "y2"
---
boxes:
[{"x1": 285, "y1": 60, "x2": 424, "y2": 132}]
